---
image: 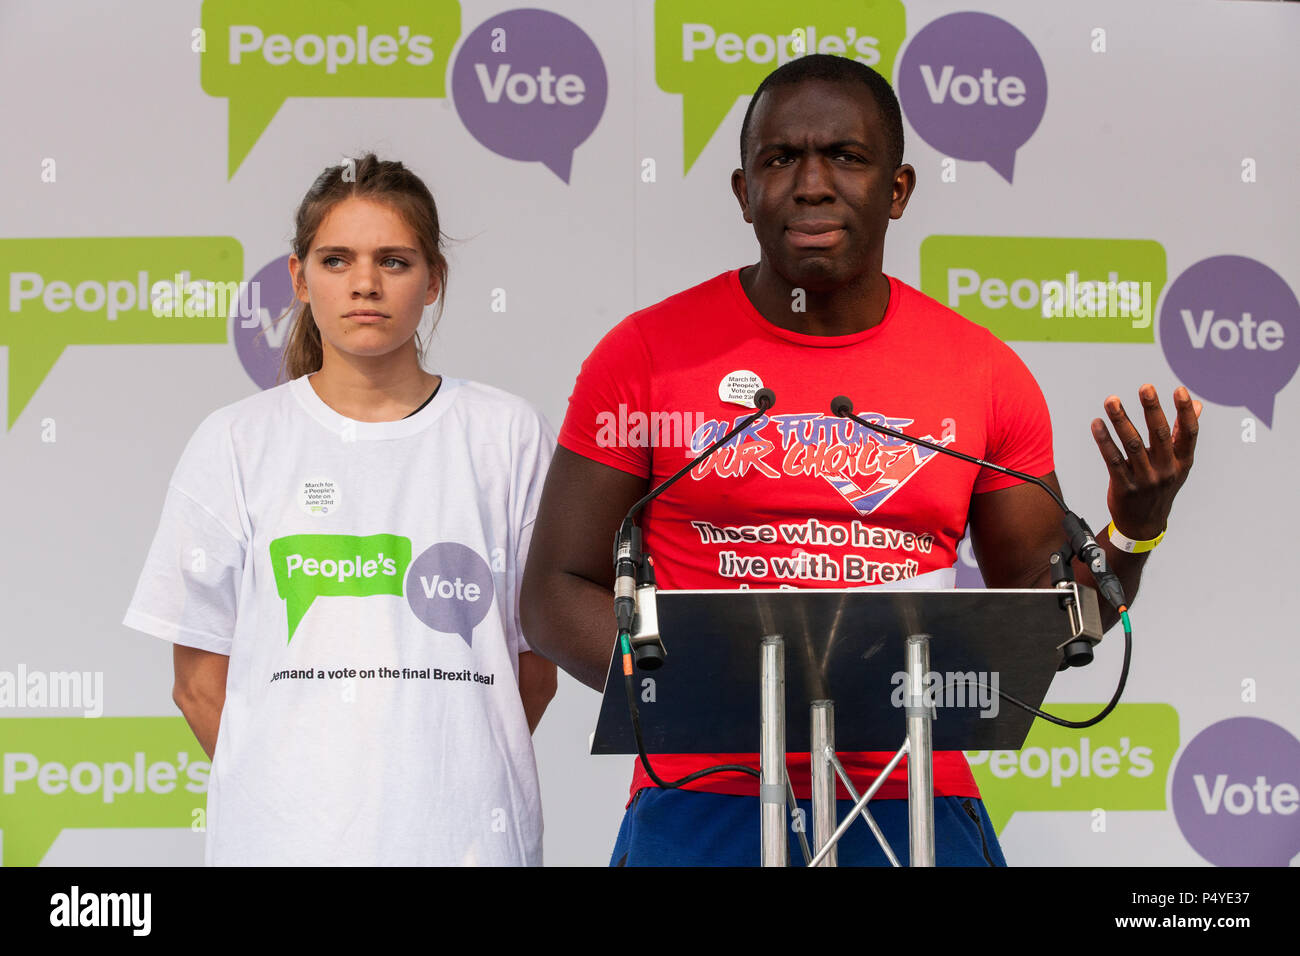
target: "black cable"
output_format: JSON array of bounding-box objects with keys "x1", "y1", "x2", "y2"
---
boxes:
[
  {"x1": 921, "y1": 615, "x2": 1132, "y2": 729},
  {"x1": 620, "y1": 631, "x2": 760, "y2": 789},
  {"x1": 994, "y1": 615, "x2": 1132, "y2": 728}
]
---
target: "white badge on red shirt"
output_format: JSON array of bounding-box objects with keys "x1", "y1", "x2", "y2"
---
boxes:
[{"x1": 718, "y1": 369, "x2": 765, "y2": 408}]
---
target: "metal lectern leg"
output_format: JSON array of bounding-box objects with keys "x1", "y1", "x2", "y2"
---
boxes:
[
  {"x1": 810, "y1": 700, "x2": 837, "y2": 867},
  {"x1": 905, "y1": 634, "x2": 935, "y2": 867},
  {"x1": 760, "y1": 636, "x2": 787, "y2": 867}
]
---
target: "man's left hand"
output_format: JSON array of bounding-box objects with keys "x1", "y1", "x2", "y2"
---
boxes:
[{"x1": 1091, "y1": 384, "x2": 1202, "y2": 542}]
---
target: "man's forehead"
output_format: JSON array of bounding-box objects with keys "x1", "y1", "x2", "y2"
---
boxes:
[{"x1": 748, "y1": 80, "x2": 884, "y2": 146}]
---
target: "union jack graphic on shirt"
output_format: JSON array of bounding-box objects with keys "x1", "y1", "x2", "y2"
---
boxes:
[
  {"x1": 689, "y1": 411, "x2": 955, "y2": 516},
  {"x1": 824, "y1": 440, "x2": 950, "y2": 514}
]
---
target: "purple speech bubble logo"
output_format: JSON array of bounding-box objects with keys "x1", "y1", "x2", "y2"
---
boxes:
[
  {"x1": 231, "y1": 254, "x2": 297, "y2": 390},
  {"x1": 1171, "y1": 717, "x2": 1300, "y2": 866},
  {"x1": 897, "y1": 12, "x2": 1047, "y2": 183},
  {"x1": 405, "y1": 542, "x2": 495, "y2": 646},
  {"x1": 450, "y1": 8, "x2": 608, "y2": 182},
  {"x1": 1159, "y1": 256, "x2": 1299, "y2": 428}
]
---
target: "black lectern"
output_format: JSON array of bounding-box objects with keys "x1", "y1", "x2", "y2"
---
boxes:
[{"x1": 592, "y1": 584, "x2": 1102, "y2": 866}]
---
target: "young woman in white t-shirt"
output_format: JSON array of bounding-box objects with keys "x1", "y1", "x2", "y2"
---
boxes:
[{"x1": 126, "y1": 155, "x2": 556, "y2": 865}]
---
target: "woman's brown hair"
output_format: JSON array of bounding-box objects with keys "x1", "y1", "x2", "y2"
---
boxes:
[{"x1": 277, "y1": 154, "x2": 449, "y2": 382}]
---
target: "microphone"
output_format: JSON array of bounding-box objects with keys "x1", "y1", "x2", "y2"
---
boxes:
[
  {"x1": 630, "y1": 557, "x2": 661, "y2": 668},
  {"x1": 829, "y1": 394, "x2": 1128, "y2": 620},
  {"x1": 612, "y1": 388, "x2": 777, "y2": 668},
  {"x1": 1062, "y1": 513, "x2": 1127, "y2": 612},
  {"x1": 613, "y1": 517, "x2": 640, "y2": 635}
]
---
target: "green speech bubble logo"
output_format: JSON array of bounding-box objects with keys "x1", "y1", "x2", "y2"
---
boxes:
[
  {"x1": 966, "y1": 703, "x2": 1179, "y2": 833},
  {"x1": 0, "y1": 717, "x2": 209, "y2": 867},
  {"x1": 0, "y1": 237, "x2": 241, "y2": 430},
  {"x1": 200, "y1": 0, "x2": 463, "y2": 178},
  {"x1": 270, "y1": 533, "x2": 413, "y2": 641},
  {"x1": 920, "y1": 235, "x2": 1168, "y2": 343},
  {"x1": 654, "y1": 0, "x2": 906, "y2": 174}
]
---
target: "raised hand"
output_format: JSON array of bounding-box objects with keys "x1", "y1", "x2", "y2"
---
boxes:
[{"x1": 1090, "y1": 384, "x2": 1202, "y2": 542}]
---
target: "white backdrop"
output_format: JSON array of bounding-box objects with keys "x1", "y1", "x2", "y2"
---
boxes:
[{"x1": 1, "y1": 0, "x2": 1297, "y2": 867}]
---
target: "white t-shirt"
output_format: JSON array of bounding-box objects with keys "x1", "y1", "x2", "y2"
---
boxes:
[{"x1": 124, "y1": 374, "x2": 554, "y2": 866}]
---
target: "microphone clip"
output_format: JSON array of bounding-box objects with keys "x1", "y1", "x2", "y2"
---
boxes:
[
  {"x1": 613, "y1": 518, "x2": 666, "y2": 669},
  {"x1": 1050, "y1": 545, "x2": 1102, "y2": 669}
]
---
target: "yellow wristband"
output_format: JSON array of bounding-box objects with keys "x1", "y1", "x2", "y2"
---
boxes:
[{"x1": 1107, "y1": 521, "x2": 1165, "y2": 554}]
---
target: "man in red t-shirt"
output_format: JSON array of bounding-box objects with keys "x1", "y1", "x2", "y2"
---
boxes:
[{"x1": 521, "y1": 55, "x2": 1201, "y2": 866}]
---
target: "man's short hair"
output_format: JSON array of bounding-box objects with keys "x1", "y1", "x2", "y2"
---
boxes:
[{"x1": 739, "y1": 54, "x2": 905, "y2": 169}]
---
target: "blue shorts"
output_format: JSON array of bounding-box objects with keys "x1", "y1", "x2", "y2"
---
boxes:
[{"x1": 609, "y1": 788, "x2": 1006, "y2": 867}]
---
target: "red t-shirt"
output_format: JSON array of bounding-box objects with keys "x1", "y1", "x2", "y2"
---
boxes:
[{"x1": 558, "y1": 269, "x2": 1054, "y2": 802}]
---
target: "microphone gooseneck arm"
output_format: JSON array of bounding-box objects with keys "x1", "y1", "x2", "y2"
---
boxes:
[
  {"x1": 829, "y1": 395, "x2": 1068, "y2": 512},
  {"x1": 829, "y1": 394, "x2": 1126, "y2": 612},
  {"x1": 830, "y1": 394, "x2": 1134, "y2": 729},
  {"x1": 624, "y1": 388, "x2": 776, "y2": 522}
]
